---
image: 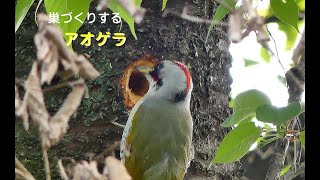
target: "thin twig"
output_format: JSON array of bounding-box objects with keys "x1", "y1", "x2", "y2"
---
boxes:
[
  {"x1": 266, "y1": 26, "x2": 287, "y2": 76},
  {"x1": 93, "y1": 141, "x2": 120, "y2": 162},
  {"x1": 42, "y1": 147, "x2": 51, "y2": 180},
  {"x1": 15, "y1": 157, "x2": 36, "y2": 180},
  {"x1": 163, "y1": 8, "x2": 228, "y2": 25},
  {"x1": 15, "y1": 78, "x2": 26, "y2": 88},
  {"x1": 110, "y1": 121, "x2": 126, "y2": 129},
  {"x1": 292, "y1": 29, "x2": 305, "y2": 66},
  {"x1": 42, "y1": 81, "x2": 71, "y2": 94},
  {"x1": 35, "y1": 0, "x2": 44, "y2": 26},
  {"x1": 15, "y1": 168, "x2": 34, "y2": 180},
  {"x1": 58, "y1": 159, "x2": 70, "y2": 180},
  {"x1": 283, "y1": 162, "x2": 305, "y2": 180},
  {"x1": 214, "y1": 0, "x2": 237, "y2": 11}
]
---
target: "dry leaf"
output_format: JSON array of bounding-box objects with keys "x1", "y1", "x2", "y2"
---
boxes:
[
  {"x1": 103, "y1": 156, "x2": 132, "y2": 180},
  {"x1": 34, "y1": 15, "x2": 61, "y2": 85},
  {"x1": 76, "y1": 55, "x2": 101, "y2": 80},
  {"x1": 97, "y1": 0, "x2": 145, "y2": 24},
  {"x1": 40, "y1": 45, "x2": 59, "y2": 85},
  {"x1": 228, "y1": 11, "x2": 243, "y2": 43},
  {"x1": 15, "y1": 85, "x2": 21, "y2": 113},
  {"x1": 35, "y1": 13, "x2": 100, "y2": 81},
  {"x1": 117, "y1": 0, "x2": 146, "y2": 24},
  {"x1": 15, "y1": 85, "x2": 29, "y2": 130},
  {"x1": 48, "y1": 80, "x2": 86, "y2": 146},
  {"x1": 24, "y1": 62, "x2": 51, "y2": 147},
  {"x1": 15, "y1": 13, "x2": 101, "y2": 149},
  {"x1": 72, "y1": 161, "x2": 107, "y2": 180},
  {"x1": 58, "y1": 159, "x2": 70, "y2": 180}
]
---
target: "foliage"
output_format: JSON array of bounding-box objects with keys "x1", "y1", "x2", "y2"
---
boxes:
[
  {"x1": 270, "y1": 0, "x2": 299, "y2": 31},
  {"x1": 162, "y1": 0, "x2": 168, "y2": 11},
  {"x1": 107, "y1": 0, "x2": 144, "y2": 40},
  {"x1": 215, "y1": 89, "x2": 303, "y2": 163},
  {"x1": 206, "y1": 0, "x2": 238, "y2": 42},
  {"x1": 209, "y1": 0, "x2": 305, "y2": 170},
  {"x1": 15, "y1": 0, "x2": 305, "y2": 178},
  {"x1": 212, "y1": 122, "x2": 262, "y2": 163},
  {"x1": 44, "y1": 0, "x2": 90, "y2": 41},
  {"x1": 15, "y1": 13, "x2": 130, "y2": 179},
  {"x1": 15, "y1": 0, "x2": 35, "y2": 32},
  {"x1": 243, "y1": 58, "x2": 259, "y2": 67},
  {"x1": 15, "y1": 0, "x2": 144, "y2": 40}
]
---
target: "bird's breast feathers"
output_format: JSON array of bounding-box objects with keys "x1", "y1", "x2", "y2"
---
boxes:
[{"x1": 120, "y1": 97, "x2": 193, "y2": 180}]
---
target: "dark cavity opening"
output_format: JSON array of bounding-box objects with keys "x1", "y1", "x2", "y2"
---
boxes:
[{"x1": 128, "y1": 71, "x2": 149, "y2": 96}]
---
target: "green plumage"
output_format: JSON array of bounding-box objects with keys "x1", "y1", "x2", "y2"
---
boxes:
[{"x1": 124, "y1": 97, "x2": 193, "y2": 180}]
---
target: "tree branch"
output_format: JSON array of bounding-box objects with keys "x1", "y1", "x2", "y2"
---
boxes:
[{"x1": 265, "y1": 33, "x2": 305, "y2": 180}]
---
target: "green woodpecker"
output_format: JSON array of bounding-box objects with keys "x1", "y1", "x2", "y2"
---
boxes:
[{"x1": 120, "y1": 60, "x2": 193, "y2": 180}]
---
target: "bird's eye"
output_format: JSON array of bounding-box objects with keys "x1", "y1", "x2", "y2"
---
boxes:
[
  {"x1": 149, "y1": 63, "x2": 164, "y2": 82},
  {"x1": 155, "y1": 63, "x2": 164, "y2": 72}
]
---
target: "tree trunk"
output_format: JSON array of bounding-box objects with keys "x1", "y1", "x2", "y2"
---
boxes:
[{"x1": 15, "y1": 0, "x2": 242, "y2": 179}]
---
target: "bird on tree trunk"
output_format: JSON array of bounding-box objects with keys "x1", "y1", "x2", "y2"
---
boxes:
[{"x1": 120, "y1": 60, "x2": 194, "y2": 180}]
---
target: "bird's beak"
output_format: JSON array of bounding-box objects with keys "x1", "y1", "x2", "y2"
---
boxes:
[{"x1": 135, "y1": 66, "x2": 153, "y2": 74}]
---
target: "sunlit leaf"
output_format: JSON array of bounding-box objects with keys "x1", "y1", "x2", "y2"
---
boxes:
[
  {"x1": 270, "y1": 0, "x2": 299, "y2": 31},
  {"x1": 206, "y1": 0, "x2": 238, "y2": 42},
  {"x1": 277, "y1": 75, "x2": 286, "y2": 87},
  {"x1": 280, "y1": 165, "x2": 291, "y2": 176},
  {"x1": 15, "y1": 0, "x2": 35, "y2": 32},
  {"x1": 220, "y1": 114, "x2": 235, "y2": 127},
  {"x1": 260, "y1": 47, "x2": 271, "y2": 63},
  {"x1": 295, "y1": 0, "x2": 305, "y2": 11},
  {"x1": 257, "y1": 4, "x2": 273, "y2": 18},
  {"x1": 257, "y1": 135, "x2": 279, "y2": 148},
  {"x1": 229, "y1": 98, "x2": 234, "y2": 108},
  {"x1": 162, "y1": 0, "x2": 168, "y2": 11},
  {"x1": 220, "y1": 113, "x2": 255, "y2": 127},
  {"x1": 256, "y1": 102, "x2": 302, "y2": 126},
  {"x1": 233, "y1": 89, "x2": 271, "y2": 125},
  {"x1": 244, "y1": 58, "x2": 259, "y2": 67},
  {"x1": 108, "y1": 0, "x2": 143, "y2": 40},
  {"x1": 212, "y1": 122, "x2": 262, "y2": 163},
  {"x1": 299, "y1": 130, "x2": 305, "y2": 147},
  {"x1": 44, "y1": 0, "x2": 90, "y2": 41},
  {"x1": 278, "y1": 22, "x2": 298, "y2": 51}
]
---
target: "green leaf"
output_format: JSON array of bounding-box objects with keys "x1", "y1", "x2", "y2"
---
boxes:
[
  {"x1": 108, "y1": 0, "x2": 143, "y2": 40},
  {"x1": 244, "y1": 58, "x2": 259, "y2": 67},
  {"x1": 220, "y1": 113, "x2": 254, "y2": 127},
  {"x1": 280, "y1": 165, "x2": 291, "y2": 176},
  {"x1": 44, "y1": 0, "x2": 90, "y2": 40},
  {"x1": 299, "y1": 130, "x2": 305, "y2": 147},
  {"x1": 221, "y1": 114, "x2": 235, "y2": 127},
  {"x1": 256, "y1": 102, "x2": 302, "y2": 126},
  {"x1": 135, "y1": 0, "x2": 143, "y2": 5},
  {"x1": 232, "y1": 89, "x2": 271, "y2": 125},
  {"x1": 295, "y1": 0, "x2": 305, "y2": 11},
  {"x1": 229, "y1": 98, "x2": 234, "y2": 108},
  {"x1": 278, "y1": 22, "x2": 298, "y2": 51},
  {"x1": 206, "y1": 0, "x2": 238, "y2": 42},
  {"x1": 15, "y1": 0, "x2": 35, "y2": 32},
  {"x1": 212, "y1": 122, "x2": 262, "y2": 163},
  {"x1": 270, "y1": 0, "x2": 299, "y2": 31},
  {"x1": 277, "y1": 75, "x2": 286, "y2": 87},
  {"x1": 257, "y1": 136, "x2": 279, "y2": 148},
  {"x1": 257, "y1": 4, "x2": 273, "y2": 18},
  {"x1": 162, "y1": 0, "x2": 168, "y2": 11},
  {"x1": 260, "y1": 47, "x2": 271, "y2": 63}
]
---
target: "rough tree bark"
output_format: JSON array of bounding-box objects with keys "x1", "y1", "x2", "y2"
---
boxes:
[{"x1": 15, "y1": 0, "x2": 243, "y2": 179}]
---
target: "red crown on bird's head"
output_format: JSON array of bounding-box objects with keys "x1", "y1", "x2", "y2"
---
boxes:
[{"x1": 173, "y1": 61, "x2": 192, "y2": 94}]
